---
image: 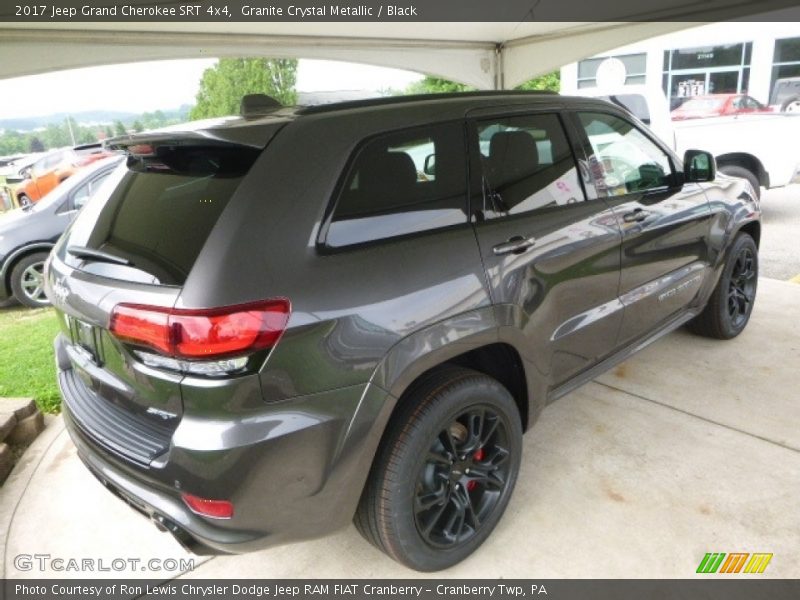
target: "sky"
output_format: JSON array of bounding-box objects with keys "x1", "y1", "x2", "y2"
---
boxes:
[{"x1": 0, "y1": 58, "x2": 424, "y2": 119}]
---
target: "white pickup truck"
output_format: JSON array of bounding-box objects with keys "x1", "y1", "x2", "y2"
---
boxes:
[{"x1": 579, "y1": 86, "x2": 800, "y2": 198}]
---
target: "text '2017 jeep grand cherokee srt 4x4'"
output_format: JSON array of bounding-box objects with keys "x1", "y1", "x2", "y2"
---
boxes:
[{"x1": 46, "y1": 92, "x2": 760, "y2": 572}]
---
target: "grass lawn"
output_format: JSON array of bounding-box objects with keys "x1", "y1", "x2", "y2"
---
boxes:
[{"x1": 0, "y1": 305, "x2": 62, "y2": 413}]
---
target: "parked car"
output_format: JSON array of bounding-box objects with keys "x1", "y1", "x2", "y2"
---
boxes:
[
  {"x1": 46, "y1": 92, "x2": 760, "y2": 571},
  {"x1": 770, "y1": 76, "x2": 800, "y2": 112},
  {"x1": 670, "y1": 94, "x2": 773, "y2": 120},
  {"x1": 74, "y1": 142, "x2": 116, "y2": 167},
  {"x1": 0, "y1": 153, "x2": 44, "y2": 210},
  {"x1": 14, "y1": 148, "x2": 81, "y2": 207},
  {"x1": 0, "y1": 155, "x2": 122, "y2": 307}
]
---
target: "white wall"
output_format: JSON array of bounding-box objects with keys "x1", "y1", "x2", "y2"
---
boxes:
[{"x1": 560, "y1": 22, "x2": 800, "y2": 104}]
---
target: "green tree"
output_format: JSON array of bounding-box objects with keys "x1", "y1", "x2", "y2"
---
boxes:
[
  {"x1": 104, "y1": 126, "x2": 114, "y2": 139},
  {"x1": 515, "y1": 71, "x2": 560, "y2": 92},
  {"x1": 131, "y1": 120, "x2": 144, "y2": 133},
  {"x1": 190, "y1": 58, "x2": 298, "y2": 120},
  {"x1": 28, "y1": 136, "x2": 45, "y2": 153},
  {"x1": 0, "y1": 130, "x2": 27, "y2": 155},
  {"x1": 404, "y1": 71, "x2": 560, "y2": 96},
  {"x1": 113, "y1": 120, "x2": 127, "y2": 136},
  {"x1": 405, "y1": 76, "x2": 474, "y2": 95},
  {"x1": 42, "y1": 123, "x2": 70, "y2": 149}
]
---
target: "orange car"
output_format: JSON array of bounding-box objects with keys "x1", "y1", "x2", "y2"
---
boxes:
[{"x1": 15, "y1": 148, "x2": 80, "y2": 207}]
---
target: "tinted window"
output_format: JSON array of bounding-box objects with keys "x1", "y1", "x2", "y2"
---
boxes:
[
  {"x1": 578, "y1": 112, "x2": 673, "y2": 196},
  {"x1": 72, "y1": 171, "x2": 112, "y2": 210},
  {"x1": 477, "y1": 113, "x2": 584, "y2": 216},
  {"x1": 774, "y1": 37, "x2": 800, "y2": 63},
  {"x1": 326, "y1": 122, "x2": 467, "y2": 247},
  {"x1": 62, "y1": 143, "x2": 260, "y2": 285}
]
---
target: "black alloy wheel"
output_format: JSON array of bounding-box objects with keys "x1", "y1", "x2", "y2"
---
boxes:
[
  {"x1": 689, "y1": 232, "x2": 758, "y2": 339},
  {"x1": 415, "y1": 406, "x2": 512, "y2": 548},
  {"x1": 355, "y1": 366, "x2": 522, "y2": 571},
  {"x1": 727, "y1": 245, "x2": 757, "y2": 329}
]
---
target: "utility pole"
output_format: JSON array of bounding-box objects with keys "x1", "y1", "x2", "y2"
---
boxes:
[{"x1": 65, "y1": 116, "x2": 76, "y2": 146}]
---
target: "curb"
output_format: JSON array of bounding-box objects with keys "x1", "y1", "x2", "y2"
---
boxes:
[{"x1": 0, "y1": 414, "x2": 64, "y2": 579}]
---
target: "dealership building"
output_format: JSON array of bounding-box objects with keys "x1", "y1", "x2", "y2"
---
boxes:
[{"x1": 560, "y1": 22, "x2": 800, "y2": 109}]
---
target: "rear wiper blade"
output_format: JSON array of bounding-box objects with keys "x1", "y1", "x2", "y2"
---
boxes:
[{"x1": 67, "y1": 245, "x2": 132, "y2": 266}]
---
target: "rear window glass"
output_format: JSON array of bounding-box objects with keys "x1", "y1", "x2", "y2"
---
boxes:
[
  {"x1": 61, "y1": 143, "x2": 260, "y2": 286},
  {"x1": 324, "y1": 122, "x2": 468, "y2": 247}
]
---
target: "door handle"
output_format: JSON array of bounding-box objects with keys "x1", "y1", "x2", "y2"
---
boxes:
[
  {"x1": 622, "y1": 208, "x2": 649, "y2": 223},
  {"x1": 492, "y1": 235, "x2": 537, "y2": 256}
]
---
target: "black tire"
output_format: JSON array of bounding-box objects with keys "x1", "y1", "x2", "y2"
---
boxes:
[
  {"x1": 781, "y1": 96, "x2": 800, "y2": 113},
  {"x1": 355, "y1": 366, "x2": 523, "y2": 571},
  {"x1": 17, "y1": 194, "x2": 32, "y2": 208},
  {"x1": 10, "y1": 252, "x2": 51, "y2": 308},
  {"x1": 689, "y1": 233, "x2": 758, "y2": 339},
  {"x1": 719, "y1": 165, "x2": 760, "y2": 200}
]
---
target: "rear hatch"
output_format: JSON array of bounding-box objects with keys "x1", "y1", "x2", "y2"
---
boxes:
[{"x1": 48, "y1": 124, "x2": 282, "y2": 465}]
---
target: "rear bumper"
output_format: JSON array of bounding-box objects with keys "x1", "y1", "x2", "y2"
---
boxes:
[{"x1": 56, "y1": 335, "x2": 395, "y2": 555}]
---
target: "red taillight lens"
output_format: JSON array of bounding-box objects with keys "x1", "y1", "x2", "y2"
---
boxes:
[
  {"x1": 110, "y1": 304, "x2": 172, "y2": 354},
  {"x1": 110, "y1": 299, "x2": 290, "y2": 359},
  {"x1": 181, "y1": 493, "x2": 233, "y2": 519}
]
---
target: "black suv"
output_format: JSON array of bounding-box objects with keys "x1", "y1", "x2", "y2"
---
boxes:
[{"x1": 46, "y1": 92, "x2": 760, "y2": 571}]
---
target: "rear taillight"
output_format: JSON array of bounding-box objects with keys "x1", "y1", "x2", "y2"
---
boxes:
[{"x1": 110, "y1": 299, "x2": 290, "y2": 360}]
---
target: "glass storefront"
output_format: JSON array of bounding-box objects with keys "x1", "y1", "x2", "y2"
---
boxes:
[
  {"x1": 770, "y1": 37, "x2": 800, "y2": 107},
  {"x1": 662, "y1": 43, "x2": 753, "y2": 109}
]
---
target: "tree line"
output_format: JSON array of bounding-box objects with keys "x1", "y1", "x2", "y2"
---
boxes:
[
  {"x1": 0, "y1": 110, "x2": 185, "y2": 157},
  {"x1": 0, "y1": 58, "x2": 559, "y2": 156}
]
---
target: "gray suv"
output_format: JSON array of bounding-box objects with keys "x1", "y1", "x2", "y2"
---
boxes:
[{"x1": 46, "y1": 92, "x2": 760, "y2": 571}]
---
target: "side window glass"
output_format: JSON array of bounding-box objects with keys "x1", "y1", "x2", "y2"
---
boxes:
[
  {"x1": 72, "y1": 172, "x2": 110, "y2": 210},
  {"x1": 32, "y1": 157, "x2": 48, "y2": 177},
  {"x1": 578, "y1": 112, "x2": 673, "y2": 196},
  {"x1": 477, "y1": 113, "x2": 584, "y2": 217},
  {"x1": 326, "y1": 122, "x2": 467, "y2": 247},
  {"x1": 46, "y1": 153, "x2": 62, "y2": 169}
]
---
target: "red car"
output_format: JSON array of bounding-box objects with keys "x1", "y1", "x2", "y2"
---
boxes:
[{"x1": 671, "y1": 94, "x2": 774, "y2": 120}]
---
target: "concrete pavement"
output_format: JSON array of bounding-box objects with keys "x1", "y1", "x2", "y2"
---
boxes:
[
  {"x1": 759, "y1": 185, "x2": 800, "y2": 281},
  {"x1": 2, "y1": 278, "x2": 798, "y2": 579}
]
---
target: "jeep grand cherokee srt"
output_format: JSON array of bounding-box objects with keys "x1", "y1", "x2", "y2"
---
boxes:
[{"x1": 45, "y1": 92, "x2": 760, "y2": 571}]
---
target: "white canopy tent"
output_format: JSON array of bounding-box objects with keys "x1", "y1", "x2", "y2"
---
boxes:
[{"x1": 0, "y1": 4, "x2": 789, "y2": 90}]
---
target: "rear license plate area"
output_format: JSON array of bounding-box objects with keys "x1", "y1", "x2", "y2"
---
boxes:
[{"x1": 68, "y1": 316, "x2": 103, "y2": 365}]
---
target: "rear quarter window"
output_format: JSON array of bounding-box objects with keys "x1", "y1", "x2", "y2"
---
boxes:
[{"x1": 323, "y1": 122, "x2": 468, "y2": 248}]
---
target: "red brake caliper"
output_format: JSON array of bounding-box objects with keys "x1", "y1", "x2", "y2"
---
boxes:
[{"x1": 467, "y1": 448, "x2": 485, "y2": 491}]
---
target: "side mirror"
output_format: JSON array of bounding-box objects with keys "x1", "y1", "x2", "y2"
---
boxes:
[
  {"x1": 21, "y1": 167, "x2": 32, "y2": 179},
  {"x1": 423, "y1": 154, "x2": 436, "y2": 177},
  {"x1": 683, "y1": 149, "x2": 716, "y2": 183}
]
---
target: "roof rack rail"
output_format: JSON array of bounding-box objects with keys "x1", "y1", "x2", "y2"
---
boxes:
[{"x1": 296, "y1": 90, "x2": 559, "y2": 115}]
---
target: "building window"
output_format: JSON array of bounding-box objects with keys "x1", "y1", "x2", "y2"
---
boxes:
[
  {"x1": 577, "y1": 53, "x2": 646, "y2": 89},
  {"x1": 662, "y1": 43, "x2": 753, "y2": 109},
  {"x1": 771, "y1": 37, "x2": 800, "y2": 106}
]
